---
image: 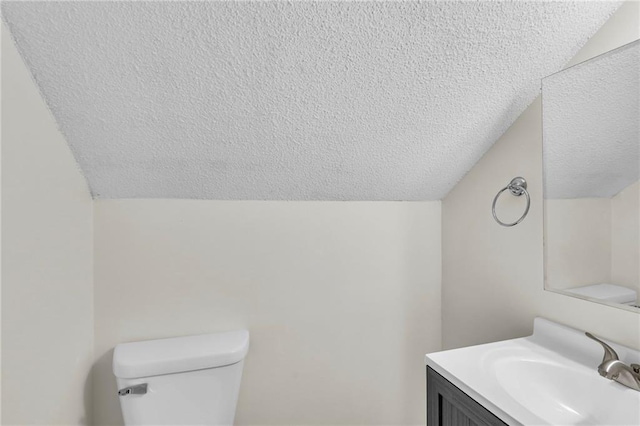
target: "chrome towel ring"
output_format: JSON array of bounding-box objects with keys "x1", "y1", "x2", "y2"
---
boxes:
[{"x1": 492, "y1": 177, "x2": 530, "y2": 227}]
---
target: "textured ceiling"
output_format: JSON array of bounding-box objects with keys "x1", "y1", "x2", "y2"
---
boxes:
[
  {"x1": 543, "y1": 40, "x2": 639, "y2": 199},
  {"x1": 1, "y1": 1, "x2": 620, "y2": 200}
]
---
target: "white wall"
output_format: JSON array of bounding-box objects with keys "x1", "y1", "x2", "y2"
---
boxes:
[
  {"x1": 544, "y1": 180, "x2": 639, "y2": 296},
  {"x1": 93, "y1": 200, "x2": 441, "y2": 426},
  {"x1": 442, "y1": 2, "x2": 640, "y2": 351},
  {"x1": 1, "y1": 24, "x2": 94, "y2": 425},
  {"x1": 545, "y1": 198, "x2": 611, "y2": 290},
  {"x1": 612, "y1": 180, "x2": 640, "y2": 295}
]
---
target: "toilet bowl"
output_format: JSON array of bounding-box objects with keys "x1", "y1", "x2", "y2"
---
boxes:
[
  {"x1": 564, "y1": 283, "x2": 638, "y2": 307},
  {"x1": 112, "y1": 330, "x2": 249, "y2": 425}
]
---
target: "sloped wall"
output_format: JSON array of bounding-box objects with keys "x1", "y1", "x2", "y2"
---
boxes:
[
  {"x1": 442, "y1": 2, "x2": 640, "y2": 351},
  {"x1": 1, "y1": 24, "x2": 94, "y2": 425}
]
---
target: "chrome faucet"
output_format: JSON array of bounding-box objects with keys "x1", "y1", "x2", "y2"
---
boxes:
[{"x1": 585, "y1": 332, "x2": 640, "y2": 391}]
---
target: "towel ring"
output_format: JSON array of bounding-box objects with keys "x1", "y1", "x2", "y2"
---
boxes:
[{"x1": 492, "y1": 177, "x2": 530, "y2": 227}]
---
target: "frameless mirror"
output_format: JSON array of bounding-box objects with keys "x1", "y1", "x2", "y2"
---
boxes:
[{"x1": 543, "y1": 40, "x2": 639, "y2": 312}]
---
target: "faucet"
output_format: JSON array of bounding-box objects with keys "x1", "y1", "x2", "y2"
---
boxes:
[{"x1": 585, "y1": 332, "x2": 640, "y2": 391}]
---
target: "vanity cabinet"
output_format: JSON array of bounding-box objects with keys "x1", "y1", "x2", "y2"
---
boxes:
[{"x1": 427, "y1": 367, "x2": 506, "y2": 426}]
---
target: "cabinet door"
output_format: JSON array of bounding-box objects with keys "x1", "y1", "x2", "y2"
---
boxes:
[{"x1": 426, "y1": 367, "x2": 507, "y2": 426}]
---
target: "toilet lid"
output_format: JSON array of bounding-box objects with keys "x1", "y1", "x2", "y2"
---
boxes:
[{"x1": 113, "y1": 329, "x2": 250, "y2": 379}]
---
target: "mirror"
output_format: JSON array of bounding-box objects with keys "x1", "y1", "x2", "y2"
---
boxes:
[{"x1": 543, "y1": 40, "x2": 639, "y2": 312}]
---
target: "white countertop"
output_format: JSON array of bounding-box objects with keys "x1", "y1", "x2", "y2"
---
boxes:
[{"x1": 425, "y1": 318, "x2": 640, "y2": 426}]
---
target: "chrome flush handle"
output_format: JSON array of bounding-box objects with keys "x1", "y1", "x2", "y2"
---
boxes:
[{"x1": 118, "y1": 383, "x2": 148, "y2": 396}]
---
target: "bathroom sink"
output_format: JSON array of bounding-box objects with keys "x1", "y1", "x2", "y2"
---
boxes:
[
  {"x1": 426, "y1": 318, "x2": 640, "y2": 425},
  {"x1": 493, "y1": 355, "x2": 639, "y2": 425}
]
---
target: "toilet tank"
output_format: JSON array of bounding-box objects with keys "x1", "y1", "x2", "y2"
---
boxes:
[{"x1": 113, "y1": 330, "x2": 249, "y2": 426}]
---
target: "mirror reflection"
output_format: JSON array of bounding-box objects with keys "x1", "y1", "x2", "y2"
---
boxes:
[{"x1": 543, "y1": 40, "x2": 639, "y2": 311}]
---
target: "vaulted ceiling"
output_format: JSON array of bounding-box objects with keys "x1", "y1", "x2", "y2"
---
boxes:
[
  {"x1": 1, "y1": 1, "x2": 620, "y2": 200},
  {"x1": 543, "y1": 40, "x2": 638, "y2": 199}
]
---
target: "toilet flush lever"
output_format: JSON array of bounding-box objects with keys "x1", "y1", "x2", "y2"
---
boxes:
[{"x1": 118, "y1": 383, "x2": 147, "y2": 396}]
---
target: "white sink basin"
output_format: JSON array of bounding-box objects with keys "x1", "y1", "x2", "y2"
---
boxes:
[
  {"x1": 426, "y1": 318, "x2": 640, "y2": 425},
  {"x1": 493, "y1": 354, "x2": 639, "y2": 425}
]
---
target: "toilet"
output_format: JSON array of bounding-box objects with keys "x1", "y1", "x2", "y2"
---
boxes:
[
  {"x1": 564, "y1": 283, "x2": 638, "y2": 307},
  {"x1": 112, "y1": 330, "x2": 249, "y2": 425}
]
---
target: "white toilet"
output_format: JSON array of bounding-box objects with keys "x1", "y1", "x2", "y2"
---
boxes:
[
  {"x1": 565, "y1": 283, "x2": 638, "y2": 307},
  {"x1": 112, "y1": 330, "x2": 249, "y2": 425}
]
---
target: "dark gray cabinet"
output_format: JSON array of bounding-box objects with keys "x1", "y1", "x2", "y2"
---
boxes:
[{"x1": 427, "y1": 367, "x2": 507, "y2": 426}]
